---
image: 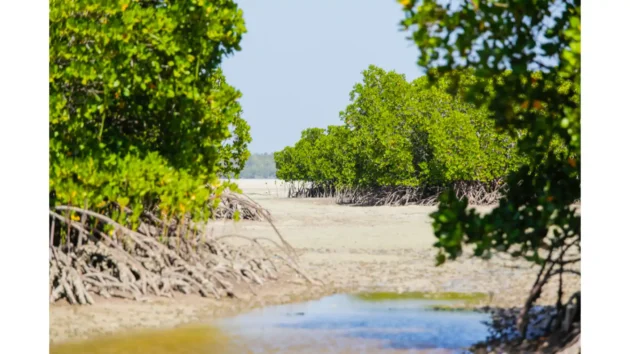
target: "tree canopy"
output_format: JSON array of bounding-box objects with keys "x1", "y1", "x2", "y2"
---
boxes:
[
  {"x1": 49, "y1": 0, "x2": 251, "y2": 225},
  {"x1": 275, "y1": 65, "x2": 525, "y2": 203},
  {"x1": 399, "y1": 0, "x2": 580, "y2": 336}
]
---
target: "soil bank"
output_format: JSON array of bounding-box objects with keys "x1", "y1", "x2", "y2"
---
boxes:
[{"x1": 49, "y1": 179, "x2": 580, "y2": 344}]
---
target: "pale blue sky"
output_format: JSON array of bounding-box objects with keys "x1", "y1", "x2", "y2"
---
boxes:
[{"x1": 221, "y1": 0, "x2": 423, "y2": 153}]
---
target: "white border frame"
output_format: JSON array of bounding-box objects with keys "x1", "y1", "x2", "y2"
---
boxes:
[
  {"x1": 0, "y1": 1, "x2": 627, "y2": 352},
  {"x1": 582, "y1": 0, "x2": 630, "y2": 351},
  {"x1": 0, "y1": 1, "x2": 50, "y2": 353}
]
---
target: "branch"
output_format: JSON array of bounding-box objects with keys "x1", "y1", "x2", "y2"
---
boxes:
[{"x1": 550, "y1": 269, "x2": 581, "y2": 277}]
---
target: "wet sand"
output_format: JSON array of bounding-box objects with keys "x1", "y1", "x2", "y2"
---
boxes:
[{"x1": 49, "y1": 179, "x2": 580, "y2": 344}]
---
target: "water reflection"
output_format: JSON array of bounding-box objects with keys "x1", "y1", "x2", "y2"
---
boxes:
[
  {"x1": 50, "y1": 293, "x2": 491, "y2": 354},
  {"x1": 217, "y1": 293, "x2": 490, "y2": 353}
]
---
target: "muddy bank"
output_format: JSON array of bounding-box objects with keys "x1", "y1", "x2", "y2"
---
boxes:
[
  {"x1": 50, "y1": 278, "x2": 337, "y2": 344},
  {"x1": 49, "y1": 179, "x2": 580, "y2": 344}
]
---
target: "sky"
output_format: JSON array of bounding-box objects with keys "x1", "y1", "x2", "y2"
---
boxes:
[{"x1": 221, "y1": 0, "x2": 424, "y2": 154}]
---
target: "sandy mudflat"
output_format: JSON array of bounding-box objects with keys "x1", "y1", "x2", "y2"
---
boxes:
[{"x1": 49, "y1": 179, "x2": 580, "y2": 344}]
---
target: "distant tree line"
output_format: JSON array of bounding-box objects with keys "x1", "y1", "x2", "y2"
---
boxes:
[{"x1": 240, "y1": 153, "x2": 277, "y2": 179}]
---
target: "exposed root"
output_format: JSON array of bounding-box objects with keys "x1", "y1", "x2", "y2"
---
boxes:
[
  {"x1": 49, "y1": 204, "x2": 313, "y2": 305},
  {"x1": 472, "y1": 295, "x2": 580, "y2": 353},
  {"x1": 212, "y1": 191, "x2": 272, "y2": 221},
  {"x1": 472, "y1": 235, "x2": 581, "y2": 353},
  {"x1": 284, "y1": 180, "x2": 505, "y2": 206}
]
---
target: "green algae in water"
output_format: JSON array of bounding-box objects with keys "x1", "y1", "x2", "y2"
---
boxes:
[
  {"x1": 50, "y1": 325, "x2": 230, "y2": 354},
  {"x1": 353, "y1": 291, "x2": 488, "y2": 303}
]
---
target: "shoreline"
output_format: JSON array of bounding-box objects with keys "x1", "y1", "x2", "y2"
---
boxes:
[
  {"x1": 50, "y1": 252, "x2": 579, "y2": 344},
  {"x1": 50, "y1": 278, "x2": 337, "y2": 344},
  {"x1": 50, "y1": 181, "x2": 580, "y2": 346}
]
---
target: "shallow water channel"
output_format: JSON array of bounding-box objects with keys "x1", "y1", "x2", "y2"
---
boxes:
[
  {"x1": 51, "y1": 293, "x2": 491, "y2": 354},
  {"x1": 218, "y1": 293, "x2": 490, "y2": 353}
]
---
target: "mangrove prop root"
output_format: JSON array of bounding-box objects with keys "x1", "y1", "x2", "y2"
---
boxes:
[
  {"x1": 49, "y1": 205, "x2": 314, "y2": 305},
  {"x1": 283, "y1": 180, "x2": 506, "y2": 206},
  {"x1": 212, "y1": 191, "x2": 272, "y2": 221},
  {"x1": 472, "y1": 236, "x2": 580, "y2": 352}
]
